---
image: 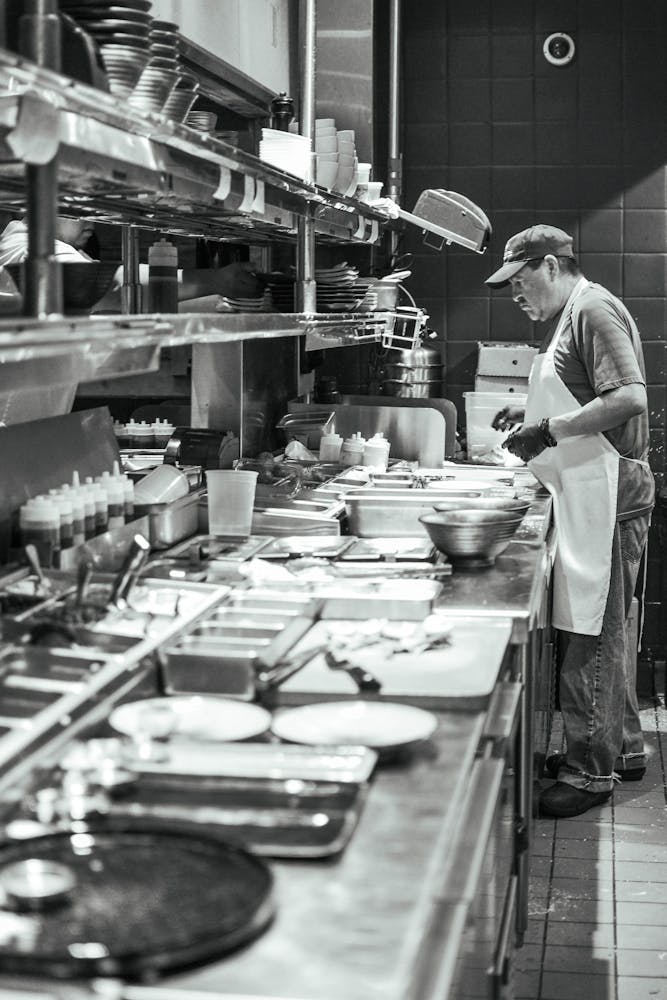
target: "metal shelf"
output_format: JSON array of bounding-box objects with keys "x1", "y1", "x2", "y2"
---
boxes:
[
  {"x1": 0, "y1": 49, "x2": 398, "y2": 244},
  {"x1": 0, "y1": 310, "x2": 392, "y2": 390}
]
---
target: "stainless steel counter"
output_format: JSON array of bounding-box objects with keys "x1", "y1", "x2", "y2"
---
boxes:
[{"x1": 145, "y1": 711, "x2": 488, "y2": 1000}]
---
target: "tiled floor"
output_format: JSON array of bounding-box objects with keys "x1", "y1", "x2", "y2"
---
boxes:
[{"x1": 516, "y1": 677, "x2": 667, "y2": 1000}]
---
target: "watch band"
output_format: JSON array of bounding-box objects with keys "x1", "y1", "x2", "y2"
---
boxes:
[{"x1": 539, "y1": 418, "x2": 558, "y2": 447}]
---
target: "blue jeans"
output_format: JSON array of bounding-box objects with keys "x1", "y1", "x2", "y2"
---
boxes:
[{"x1": 555, "y1": 513, "x2": 650, "y2": 793}]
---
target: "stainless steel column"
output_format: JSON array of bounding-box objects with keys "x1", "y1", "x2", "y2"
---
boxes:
[
  {"x1": 387, "y1": 0, "x2": 402, "y2": 261},
  {"x1": 296, "y1": 0, "x2": 316, "y2": 313},
  {"x1": 20, "y1": 0, "x2": 62, "y2": 317},
  {"x1": 121, "y1": 226, "x2": 142, "y2": 314}
]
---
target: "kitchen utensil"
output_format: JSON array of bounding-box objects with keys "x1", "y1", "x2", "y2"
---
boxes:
[
  {"x1": 419, "y1": 509, "x2": 524, "y2": 568},
  {"x1": 109, "y1": 695, "x2": 271, "y2": 742},
  {"x1": 324, "y1": 648, "x2": 382, "y2": 694},
  {"x1": 24, "y1": 544, "x2": 52, "y2": 595},
  {"x1": 75, "y1": 558, "x2": 94, "y2": 608},
  {"x1": 107, "y1": 533, "x2": 151, "y2": 608},
  {"x1": 271, "y1": 700, "x2": 438, "y2": 751},
  {"x1": 0, "y1": 819, "x2": 273, "y2": 977}
]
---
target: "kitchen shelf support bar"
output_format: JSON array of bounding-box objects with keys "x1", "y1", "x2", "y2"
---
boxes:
[
  {"x1": 21, "y1": 0, "x2": 62, "y2": 318},
  {"x1": 121, "y1": 225, "x2": 142, "y2": 315},
  {"x1": 296, "y1": 0, "x2": 317, "y2": 312}
]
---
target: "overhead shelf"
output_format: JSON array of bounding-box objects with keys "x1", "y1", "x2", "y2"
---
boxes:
[
  {"x1": 0, "y1": 50, "x2": 398, "y2": 244},
  {"x1": 0, "y1": 310, "x2": 392, "y2": 390}
]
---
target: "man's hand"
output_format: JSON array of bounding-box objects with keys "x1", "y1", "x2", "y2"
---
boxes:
[
  {"x1": 220, "y1": 261, "x2": 265, "y2": 298},
  {"x1": 502, "y1": 422, "x2": 553, "y2": 462},
  {"x1": 492, "y1": 405, "x2": 525, "y2": 431}
]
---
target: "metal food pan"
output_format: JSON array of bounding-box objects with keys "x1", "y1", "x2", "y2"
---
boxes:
[
  {"x1": 227, "y1": 591, "x2": 322, "y2": 617},
  {"x1": 316, "y1": 579, "x2": 442, "y2": 620},
  {"x1": 161, "y1": 643, "x2": 257, "y2": 699},
  {"x1": 341, "y1": 490, "x2": 488, "y2": 537},
  {"x1": 134, "y1": 491, "x2": 202, "y2": 549},
  {"x1": 189, "y1": 623, "x2": 280, "y2": 641}
]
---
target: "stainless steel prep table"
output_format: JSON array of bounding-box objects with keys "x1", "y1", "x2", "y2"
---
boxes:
[{"x1": 433, "y1": 494, "x2": 555, "y2": 943}]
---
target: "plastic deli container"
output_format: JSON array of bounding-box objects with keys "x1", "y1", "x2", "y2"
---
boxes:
[{"x1": 463, "y1": 392, "x2": 527, "y2": 467}]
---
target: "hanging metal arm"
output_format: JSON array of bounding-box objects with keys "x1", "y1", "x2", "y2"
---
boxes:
[{"x1": 295, "y1": 0, "x2": 317, "y2": 313}]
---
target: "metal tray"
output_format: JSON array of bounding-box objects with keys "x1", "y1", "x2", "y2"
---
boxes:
[{"x1": 134, "y1": 491, "x2": 203, "y2": 549}]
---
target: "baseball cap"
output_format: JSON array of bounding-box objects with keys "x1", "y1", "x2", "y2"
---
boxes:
[{"x1": 485, "y1": 224, "x2": 574, "y2": 288}]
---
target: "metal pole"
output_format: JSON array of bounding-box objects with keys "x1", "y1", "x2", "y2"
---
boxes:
[
  {"x1": 387, "y1": 0, "x2": 402, "y2": 260},
  {"x1": 121, "y1": 226, "x2": 142, "y2": 314},
  {"x1": 20, "y1": 0, "x2": 62, "y2": 317},
  {"x1": 296, "y1": 0, "x2": 317, "y2": 313}
]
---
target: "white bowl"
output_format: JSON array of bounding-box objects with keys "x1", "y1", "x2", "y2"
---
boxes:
[
  {"x1": 315, "y1": 135, "x2": 338, "y2": 153},
  {"x1": 316, "y1": 118, "x2": 335, "y2": 128},
  {"x1": 316, "y1": 161, "x2": 339, "y2": 189},
  {"x1": 317, "y1": 152, "x2": 339, "y2": 162},
  {"x1": 337, "y1": 129, "x2": 355, "y2": 143}
]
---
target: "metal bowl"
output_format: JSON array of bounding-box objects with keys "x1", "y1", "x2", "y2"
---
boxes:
[
  {"x1": 418, "y1": 509, "x2": 524, "y2": 568},
  {"x1": 431, "y1": 497, "x2": 531, "y2": 517}
]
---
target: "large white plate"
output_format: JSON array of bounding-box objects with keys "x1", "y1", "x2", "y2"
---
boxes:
[
  {"x1": 110, "y1": 696, "x2": 271, "y2": 742},
  {"x1": 271, "y1": 700, "x2": 438, "y2": 750}
]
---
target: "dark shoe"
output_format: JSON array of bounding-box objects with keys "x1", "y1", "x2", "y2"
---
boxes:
[
  {"x1": 544, "y1": 753, "x2": 645, "y2": 782},
  {"x1": 539, "y1": 781, "x2": 612, "y2": 818}
]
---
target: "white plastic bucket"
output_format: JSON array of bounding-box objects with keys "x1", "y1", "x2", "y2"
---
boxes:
[{"x1": 464, "y1": 391, "x2": 528, "y2": 466}]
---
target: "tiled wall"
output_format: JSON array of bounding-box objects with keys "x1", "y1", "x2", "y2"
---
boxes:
[{"x1": 400, "y1": 0, "x2": 667, "y2": 656}]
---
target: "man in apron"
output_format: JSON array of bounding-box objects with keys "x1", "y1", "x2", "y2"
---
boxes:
[{"x1": 485, "y1": 225, "x2": 654, "y2": 818}]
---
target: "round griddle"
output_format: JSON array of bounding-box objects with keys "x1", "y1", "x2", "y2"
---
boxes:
[{"x1": 0, "y1": 817, "x2": 274, "y2": 978}]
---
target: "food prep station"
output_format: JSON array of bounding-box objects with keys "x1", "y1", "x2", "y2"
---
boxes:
[{"x1": 0, "y1": 453, "x2": 555, "y2": 1000}]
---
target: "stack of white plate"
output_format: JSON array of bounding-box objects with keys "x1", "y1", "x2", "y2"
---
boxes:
[{"x1": 259, "y1": 128, "x2": 311, "y2": 181}]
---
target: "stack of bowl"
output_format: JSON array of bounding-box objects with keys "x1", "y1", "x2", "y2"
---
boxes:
[
  {"x1": 419, "y1": 501, "x2": 529, "y2": 569},
  {"x1": 314, "y1": 118, "x2": 338, "y2": 190},
  {"x1": 58, "y1": 0, "x2": 153, "y2": 99}
]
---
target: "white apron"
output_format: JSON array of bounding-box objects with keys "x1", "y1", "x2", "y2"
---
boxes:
[{"x1": 525, "y1": 278, "x2": 619, "y2": 635}]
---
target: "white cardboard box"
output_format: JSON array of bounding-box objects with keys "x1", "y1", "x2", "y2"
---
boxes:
[
  {"x1": 475, "y1": 374, "x2": 530, "y2": 394},
  {"x1": 477, "y1": 341, "x2": 539, "y2": 378}
]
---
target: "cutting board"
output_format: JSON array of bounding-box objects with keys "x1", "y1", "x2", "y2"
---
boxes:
[{"x1": 277, "y1": 615, "x2": 513, "y2": 710}]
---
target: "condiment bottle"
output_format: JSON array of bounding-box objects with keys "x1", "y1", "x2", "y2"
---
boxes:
[
  {"x1": 125, "y1": 420, "x2": 154, "y2": 450},
  {"x1": 146, "y1": 237, "x2": 179, "y2": 314},
  {"x1": 96, "y1": 472, "x2": 125, "y2": 529},
  {"x1": 113, "y1": 420, "x2": 130, "y2": 449},
  {"x1": 85, "y1": 478, "x2": 109, "y2": 535},
  {"x1": 48, "y1": 490, "x2": 74, "y2": 552},
  {"x1": 112, "y1": 460, "x2": 135, "y2": 519},
  {"x1": 152, "y1": 418, "x2": 175, "y2": 449},
  {"x1": 71, "y1": 472, "x2": 96, "y2": 540},
  {"x1": 60, "y1": 484, "x2": 85, "y2": 546},
  {"x1": 319, "y1": 431, "x2": 343, "y2": 462},
  {"x1": 340, "y1": 432, "x2": 366, "y2": 466},
  {"x1": 19, "y1": 497, "x2": 61, "y2": 567},
  {"x1": 362, "y1": 432, "x2": 391, "y2": 470}
]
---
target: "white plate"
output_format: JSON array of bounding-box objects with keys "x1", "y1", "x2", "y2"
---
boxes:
[
  {"x1": 271, "y1": 700, "x2": 438, "y2": 750},
  {"x1": 110, "y1": 696, "x2": 271, "y2": 742}
]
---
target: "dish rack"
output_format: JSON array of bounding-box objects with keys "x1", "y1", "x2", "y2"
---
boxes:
[{"x1": 380, "y1": 306, "x2": 430, "y2": 351}]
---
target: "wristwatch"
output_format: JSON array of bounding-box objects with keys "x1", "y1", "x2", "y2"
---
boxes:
[{"x1": 538, "y1": 418, "x2": 558, "y2": 447}]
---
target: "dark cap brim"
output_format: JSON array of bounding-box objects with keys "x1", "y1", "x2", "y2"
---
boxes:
[{"x1": 485, "y1": 258, "x2": 529, "y2": 288}]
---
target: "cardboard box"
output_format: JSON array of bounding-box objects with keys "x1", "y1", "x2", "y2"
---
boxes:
[{"x1": 477, "y1": 342, "x2": 538, "y2": 378}]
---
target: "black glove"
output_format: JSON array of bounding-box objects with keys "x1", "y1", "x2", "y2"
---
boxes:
[
  {"x1": 492, "y1": 405, "x2": 525, "y2": 432},
  {"x1": 502, "y1": 421, "x2": 556, "y2": 462}
]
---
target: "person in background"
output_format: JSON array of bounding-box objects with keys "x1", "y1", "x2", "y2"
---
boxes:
[
  {"x1": 0, "y1": 215, "x2": 263, "y2": 304},
  {"x1": 485, "y1": 224, "x2": 654, "y2": 818}
]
